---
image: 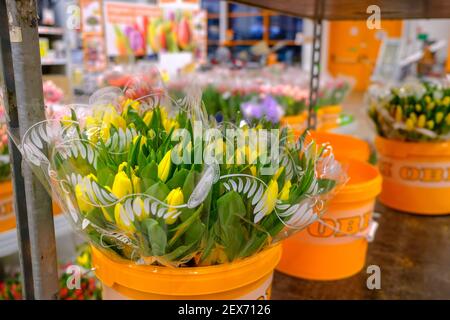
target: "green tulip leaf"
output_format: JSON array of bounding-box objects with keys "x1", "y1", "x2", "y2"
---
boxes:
[{"x1": 142, "y1": 218, "x2": 167, "y2": 256}]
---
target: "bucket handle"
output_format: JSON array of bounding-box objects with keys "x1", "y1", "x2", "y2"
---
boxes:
[{"x1": 317, "y1": 212, "x2": 380, "y2": 243}]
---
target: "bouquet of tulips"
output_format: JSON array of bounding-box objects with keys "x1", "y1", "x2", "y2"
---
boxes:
[
  {"x1": 368, "y1": 81, "x2": 450, "y2": 141},
  {"x1": 17, "y1": 74, "x2": 344, "y2": 267}
]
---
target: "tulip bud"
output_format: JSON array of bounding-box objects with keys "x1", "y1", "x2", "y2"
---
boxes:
[
  {"x1": 279, "y1": 180, "x2": 292, "y2": 201},
  {"x1": 143, "y1": 111, "x2": 153, "y2": 126},
  {"x1": 114, "y1": 203, "x2": 136, "y2": 232},
  {"x1": 165, "y1": 187, "x2": 184, "y2": 224},
  {"x1": 122, "y1": 98, "x2": 140, "y2": 113},
  {"x1": 426, "y1": 120, "x2": 434, "y2": 130},
  {"x1": 443, "y1": 96, "x2": 450, "y2": 107},
  {"x1": 405, "y1": 118, "x2": 414, "y2": 131},
  {"x1": 74, "y1": 175, "x2": 99, "y2": 213},
  {"x1": 395, "y1": 106, "x2": 403, "y2": 122},
  {"x1": 75, "y1": 184, "x2": 94, "y2": 213},
  {"x1": 133, "y1": 196, "x2": 148, "y2": 221},
  {"x1": 163, "y1": 118, "x2": 178, "y2": 133},
  {"x1": 262, "y1": 179, "x2": 278, "y2": 215},
  {"x1": 61, "y1": 115, "x2": 72, "y2": 127},
  {"x1": 435, "y1": 112, "x2": 444, "y2": 124},
  {"x1": 112, "y1": 171, "x2": 133, "y2": 199},
  {"x1": 158, "y1": 149, "x2": 172, "y2": 182},
  {"x1": 132, "y1": 172, "x2": 141, "y2": 193},
  {"x1": 417, "y1": 114, "x2": 426, "y2": 128}
]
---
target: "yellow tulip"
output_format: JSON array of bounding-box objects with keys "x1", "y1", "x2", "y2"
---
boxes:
[
  {"x1": 100, "y1": 107, "x2": 127, "y2": 142},
  {"x1": 112, "y1": 171, "x2": 133, "y2": 199},
  {"x1": 443, "y1": 96, "x2": 450, "y2": 107},
  {"x1": 143, "y1": 111, "x2": 153, "y2": 126},
  {"x1": 61, "y1": 115, "x2": 72, "y2": 127},
  {"x1": 395, "y1": 106, "x2": 403, "y2": 122},
  {"x1": 446, "y1": 114, "x2": 450, "y2": 126},
  {"x1": 76, "y1": 252, "x2": 89, "y2": 267},
  {"x1": 273, "y1": 166, "x2": 284, "y2": 180},
  {"x1": 163, "y1": 118, "x2": 178, "y2": 133},
  {"x1": 161, "y1": 71, "x2": 170, "y2": 83},
  {"x1": 85, "y1": 116, "x2": 100, "y2": 128},
  {"x1": 165, "y1": 187, "x2": 184, "y2": 224},
  {"x1": 415, "y1": 104, "x2": 422, "y2": 112},
  {"x1": 75, "y1": 184, "x2": 94, "y2": 213},
  {"x1": 100, "y1": 125, "x2": 110, "y2": 142},
  {"x1": 262, "y1": 179, "x2": 278, "y2": 215},
  {"x1": 250, "y1": 166, "x2": 257, "y2": 176},
  {"x1": 160, "y1": 108, "x2": 168, "y2": 123},
  {"x1": 417, "y1": 114, "x2": 426, "y2": 128},
  {"x1": 426, "y1": 120, "x2": 434, "y2": 130},
  {"x1": 132, "y1": 135, "x2": 147, "y2": 149},
  {"x1": 114, "y1": 203, "x2": 136, "y2": 232},
  {"x1": 158, "y1": 149, "x2": 172, "y2": 182},
  {"x1": 132, "y1": 173, "x2": 141, "y2": 193},
  {"x1": 74, "y1": 175, "x2": 98, "y2": 213},
  {"x1": 122, "y1": 98, "x2": 140, "y2": 113},
  {"x1": 133, "y1": 196, "x2": 148, "y2": 221},
  {"x1": 236, "y1": 146, "x2": 245, "y2": 164},
  {"x1": 405, "y1": 118, "x2": 414, "y2": 131},
  {"x1": 279, "y1": 180, "x2": 292, "y2": 201},
  {"x1": 435, "y1": 112, "x2": 444, "y2": 124},
  {"x1": 85, "y1": 116, "x2": 101, "y2": 142}
]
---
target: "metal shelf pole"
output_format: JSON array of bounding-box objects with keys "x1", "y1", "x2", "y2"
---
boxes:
[
  {"x1": 0, "y1": 0, "x2": 35, "y2": 300},
  {"x1": 1, "y1": 0, "x2": 59, "y2": 299},
  {"x1": 307, "y1": 0, "x2": 324, "y2": 129}
]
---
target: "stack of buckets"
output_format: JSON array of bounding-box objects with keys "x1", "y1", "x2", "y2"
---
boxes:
[{"x1": 277, "y1": 132, "x2": 382, "y2": 280}]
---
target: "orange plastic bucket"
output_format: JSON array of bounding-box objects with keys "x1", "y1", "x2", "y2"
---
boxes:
[
  {"x1": 92, "y1": 245, "x2": 282, "y2": 300},
  {"x1": 317, "y1": 105, "x2": 342, "y2": 131},
  {"x1": 0, "y1": 180, "x2": 15, "y2": 232},
  {"x1": 277, "y1": 159, "x2": 381, "y2": 280},
  {"x1": 311, "y1": 131, "x2": 371, "y2": 162},
  {"x1": 375, "y1": 136, "x2": 450, "y2": 215},
  {"x1": 0, "y1": 180, "x2": 62, "y2": 232},
  {"x1": 281, "y1": 111, "x2": 308, "y2": 132}
]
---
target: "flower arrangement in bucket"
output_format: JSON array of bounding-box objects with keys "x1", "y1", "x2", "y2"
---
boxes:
[
  {"x1": 14, "y1": 74, "x2": 344, "y2": 299},
  {"x1": 368, "y1": 80, "x2": 450, "y2": 214}
]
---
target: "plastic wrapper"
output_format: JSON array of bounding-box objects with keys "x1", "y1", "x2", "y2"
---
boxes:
[
  {"x1": 10, "y1": 72, "x2": 346, "y2": 267},
  {"x1": 367, "y1": 80, "x2": 450, "y2": 141}
]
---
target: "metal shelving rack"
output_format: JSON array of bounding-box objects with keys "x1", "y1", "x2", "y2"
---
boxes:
[{"x1": 0, "y1": 0, "x2": 449, "y2": 299}]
